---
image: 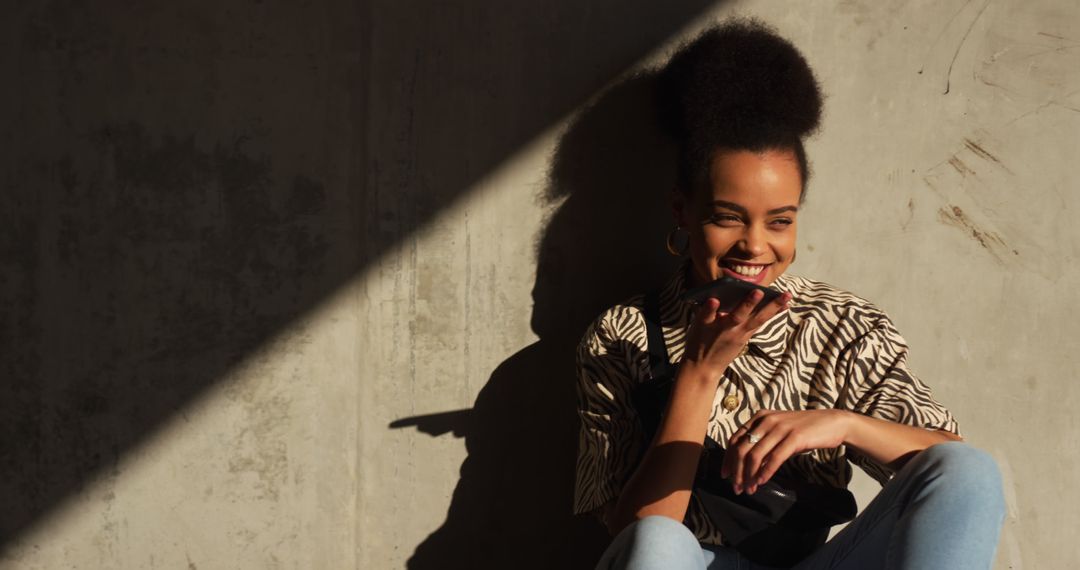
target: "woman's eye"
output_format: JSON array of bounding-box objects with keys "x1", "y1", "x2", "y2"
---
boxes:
[
  {"x1": 709, "y1": 214, "x2": 742, "y2": 225},
  {"x1": 770, "y1": 218, "x2": 793, "y2": 227}
]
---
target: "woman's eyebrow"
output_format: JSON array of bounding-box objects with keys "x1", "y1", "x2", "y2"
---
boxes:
[
  {"x1": 710, "y1": 200, "x2": 748, "y2": 215},
  {"x1": 710, "y1": 200, "x2": 798, "y2": 216}
]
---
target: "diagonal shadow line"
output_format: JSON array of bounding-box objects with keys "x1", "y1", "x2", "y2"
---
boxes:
[
  {"x1": 390, "y1": 64, "x2": 701, "y2": 568},
  {"x1": 0, "y1": 0, "x2": 719, "y2": 554}
]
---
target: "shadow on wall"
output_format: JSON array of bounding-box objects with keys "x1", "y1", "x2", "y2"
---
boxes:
[
  {"x1": 393, "y1": 72, "x2": 684, "y2": 570},
  {"x1": 0, "y1": 0, "x2": 716, "y2": 555}
]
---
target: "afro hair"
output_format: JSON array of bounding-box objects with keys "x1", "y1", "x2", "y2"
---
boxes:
[{"x1": 656, "y1": 18, "x2": 824, "y2": 198}]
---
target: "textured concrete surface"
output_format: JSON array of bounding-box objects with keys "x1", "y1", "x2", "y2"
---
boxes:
[{"x1": 1, "y1": 0, "x2": 1077, "y2": 568}]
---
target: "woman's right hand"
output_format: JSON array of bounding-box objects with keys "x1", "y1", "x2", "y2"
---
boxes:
[
  {"x1": 680, "y1": 289, "x2": 792, "y2": 380},
  {"x1": 607, "y1": 287, "x2": 791, "y2": 533}
]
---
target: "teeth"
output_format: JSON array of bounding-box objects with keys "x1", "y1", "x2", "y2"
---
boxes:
[{"x1": 729, "y1": 264, "x2": 764, "y2": 276}]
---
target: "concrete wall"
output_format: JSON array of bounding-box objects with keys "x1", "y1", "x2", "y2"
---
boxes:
[{"x1": 1, "y1": 0, "x2": 1076, "y2": 568}]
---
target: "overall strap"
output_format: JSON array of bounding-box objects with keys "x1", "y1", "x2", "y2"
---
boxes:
[
  {"x1": 635, "y1": 289, "x2": 675, "y2": 440},
  {"x1": 642, "y1": 289, "x2": 673, "y2": 381}
]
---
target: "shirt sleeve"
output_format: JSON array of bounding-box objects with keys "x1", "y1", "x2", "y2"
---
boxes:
[
  {"x1": 572, "y1": 310, "x2": 646, "y2": 517},
  {"x1": 835, "y1": 314, "x2": 961, "y2": 485}
]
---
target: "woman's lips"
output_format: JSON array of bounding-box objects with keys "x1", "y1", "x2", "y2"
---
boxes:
[{"x1": 721, "y1": 262, "x2": 771, "y2": 285}]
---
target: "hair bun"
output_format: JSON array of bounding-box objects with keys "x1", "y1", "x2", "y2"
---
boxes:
[{"x1": 657, "y1": 18, "x2": 823, "y2": 145}]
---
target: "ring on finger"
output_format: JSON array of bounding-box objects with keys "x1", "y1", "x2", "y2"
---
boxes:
[{"x1": 746, "y1": 432, "x2": 762, "y2": 444}]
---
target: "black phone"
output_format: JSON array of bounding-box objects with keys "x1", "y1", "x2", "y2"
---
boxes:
[{"x1": 681, "y1": 276, "x2": 783, "y2": 313}]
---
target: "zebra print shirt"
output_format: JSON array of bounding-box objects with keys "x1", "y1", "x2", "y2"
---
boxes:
[{"x1": 572, "y1": 259, "x2": 960, "y2": 545}]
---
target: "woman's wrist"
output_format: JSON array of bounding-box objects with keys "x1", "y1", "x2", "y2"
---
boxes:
[
  {"x1": 839, "y1": 410, "x2": 957, "y2": 469},
  {"x1": 651, "y1": 359, "x2": 726, "y2": 445},
  {"x1": 675, "y1": 356, "x2": 729, "y2": 387},
  {"x1": 834, "y1": 409, "x2": 860, "y2": 446}
]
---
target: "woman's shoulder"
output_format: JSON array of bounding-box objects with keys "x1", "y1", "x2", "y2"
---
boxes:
[
  {"x1": 778, "y1": 273, "x2": 893, "y2": 333},
  {"x1": 580, "y1": 293, "x2": 649, "y2": 349}
]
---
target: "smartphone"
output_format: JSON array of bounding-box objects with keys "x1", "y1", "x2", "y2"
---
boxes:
[{"x1": 681, "y1": 276, "x2": 783, "y2": 313}]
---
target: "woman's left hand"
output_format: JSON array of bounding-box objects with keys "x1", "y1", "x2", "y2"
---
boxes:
[{"x1": 721, "y1": 409, "x2": 852, "y2": 494}]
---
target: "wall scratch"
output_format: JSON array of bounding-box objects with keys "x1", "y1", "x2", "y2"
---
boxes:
[
  {"x1": 962, "y1": 137, "x2": 1011, "y2": 172},
  {"x1": 936, "y1": 204, "x2": 1017, "y2": 261},
  {"x1": 918, "y1": 0, "x2": 976, "y2": 77},
  {"x1": 948, "y1": 156, "x2": 976, "y2": 177},
  {"x1": 944, "y1": 0, "x2": 993, "y2": 94},
  {"x1": 900, "y1": 197, "x2": 915, "y2": 230}
]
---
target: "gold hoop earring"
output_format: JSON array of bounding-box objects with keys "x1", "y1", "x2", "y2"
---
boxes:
[{"x1": 666, "y1": 226, "x2": 689, "y2": 256}]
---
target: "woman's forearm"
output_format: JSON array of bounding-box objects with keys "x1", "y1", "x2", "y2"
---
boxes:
[
  {"x1": 608, "y1": 360, "x2": 724, "y2": 535},
  {"x1": 841, "y1": 411, "x2": 963, "y2": 470}
]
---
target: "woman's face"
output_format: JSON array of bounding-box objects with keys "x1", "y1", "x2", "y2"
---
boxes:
[{"x1": 673, "y1": 148, "x2": 802, "y2": 288}]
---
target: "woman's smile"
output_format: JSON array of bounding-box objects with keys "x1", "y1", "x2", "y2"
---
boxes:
[{"x1": 720, "y1": 260, "x2": 772, "y2": 285}]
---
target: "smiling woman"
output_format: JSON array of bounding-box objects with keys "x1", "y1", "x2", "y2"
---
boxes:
[{"x1": 571, "y1": 18, "x2": 1005, "y2": 570}]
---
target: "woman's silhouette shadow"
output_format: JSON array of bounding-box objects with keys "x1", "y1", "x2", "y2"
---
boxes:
[{"x1": 393, "y1": 72, "x2": 682, "y2": 569}]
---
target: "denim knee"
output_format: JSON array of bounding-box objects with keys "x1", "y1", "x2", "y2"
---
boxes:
[
  {"x1": 598, "y1": 516, "x2": 704, "y2": 570},
  {"x1": 628, "y1": 515, "x2": 698, "y2": 545},
  {"x1": 914, "y1": 442, "x2": 1005, "y2": 517}
]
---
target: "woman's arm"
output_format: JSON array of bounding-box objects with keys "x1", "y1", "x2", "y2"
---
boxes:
[
  {"x1": 721, "y1": 409, "x2": 963, "y2": 496},
  {"x1": 606, "y1": 359, "x2": 724, "y2": 534},
  {"x1": 722, "y1": 311, "x2": 963, "y2": 495},
  {"x1": 844, "y1": 412, "x2": 963, "y2": 467},
  {"x1": 606, "y1": 290, "x2": 791, "y2": 535}
]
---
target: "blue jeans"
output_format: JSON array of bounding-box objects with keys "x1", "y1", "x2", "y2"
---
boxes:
[{"x1": 595, "y1": 442, "x2": 1005, "y2": 570}]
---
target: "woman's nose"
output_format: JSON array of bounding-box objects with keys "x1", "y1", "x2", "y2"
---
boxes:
[{"x1": 738, "y1": 225, "x2": 768, "y2": 257}]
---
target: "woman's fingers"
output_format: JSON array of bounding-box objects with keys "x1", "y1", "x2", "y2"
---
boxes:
[
  {"x1": 729, "y1": 289, "x2": 763, "y2": 324},
  {"x1": 724, "y1": 410, "x2": 840, "y2": 492},
  {"x1": 732, "y1": 415, "x2": 775, "y2": 492},
  {"x1": 691, "y1": 290, "x2": 791, "y2": 372},
  {"x1": 721, "y1": 435, "x2": 740, "y2": 480},
  {"x1": 742, "y1": 428, "x2": 787, "y2": 494},
  {"x1": 752, "y1": 436, "x2": 802, "y2": 486},
  {"x1": 726, "y1": 437, "x2": 749, "y2": 492},
  {"x1": 722, "y1": 419, "x2": 759, "y2": 478},
  {"x1": 727, "y1": 426, "x2": 748, "y2": 449},
  {"x1": 730, "y1": 289, "x2": 792, "y2": 328},
  {"x1": 723, "y1": 410, "x2": 779, "y2": 489},
  {"x1": 696, "y1": 297, "x2": 720, "y2": 325},
  {"x1": 747, "y1": 291, "x2": 792, "y2": 328}
]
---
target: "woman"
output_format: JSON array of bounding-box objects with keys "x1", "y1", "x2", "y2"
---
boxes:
[{"x1": 572, "y1": 19, "x2": 1005, "y2": 570}]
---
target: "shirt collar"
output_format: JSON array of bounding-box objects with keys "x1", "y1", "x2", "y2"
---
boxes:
[{"x1": 658, "y1": 259, "x2": 800, "y2": 362}]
